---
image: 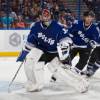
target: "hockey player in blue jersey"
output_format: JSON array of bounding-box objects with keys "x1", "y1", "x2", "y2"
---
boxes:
[
  {"x1": 17, "y1": 8, "x2": 68, "y2": 62},
  {"x1": 65, "y1": 11, "x2": 100, "y2": 73},
  {"x1": 17, "y1": 7, "x2": 90, "y2": 93},
  {"x1": 16, "y1": 8, "x2": 76, "y2": 92},
  {"x1": 81, "y1": 23, "x2": 100, "y2": 77}
]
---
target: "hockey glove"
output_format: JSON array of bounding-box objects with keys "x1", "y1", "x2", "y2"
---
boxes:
[
  {"x1": 57, "y1": 37, "x2": 73, "y2": 61},
  {"x1": 17, "y1": 50, "x2": 29, "y2": 62},
  {"x1": 89, "y1": 40, "x2": 97, "y2": 49}
]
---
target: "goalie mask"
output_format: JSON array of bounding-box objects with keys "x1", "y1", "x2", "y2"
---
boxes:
[{"x1": 41, "y1": 9, "x2": 52, "y2": 27}]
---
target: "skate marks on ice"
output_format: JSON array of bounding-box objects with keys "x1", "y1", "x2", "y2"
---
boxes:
[
  {"x1": 0, "y1": 81, "x2": 24, "y2": 93},
  {"x1": 0, "y1": 80, "x2": 79, "y2": 100},
  {"x1": 1, "y1": 77, "x2": 100, "y2": 100},
  {"x1": 1, "y1": 58, "x2": 100, "y2": 100},
  {"x1": 88, "y1": 69, "x2": 100, "y2": 93},
  {"x1": 1, "y1": 81, "x2": 100, "y2": 100},
  {"x1": 12, "y1": 82, "x2": 100, "y2": 100},
  {"x1": 1, "y1": 73, "x2": 100, "y2": 100},
  {"x1": 0, "y1": 88, "x2": 100, "y2": 100}
]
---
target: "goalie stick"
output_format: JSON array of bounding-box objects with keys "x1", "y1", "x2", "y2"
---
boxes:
[
  {"x1": 8, "y1": 61, "x2": 24, "y2": 93},
  {"x1": 80, "y1": 45, "x2": 99, "y2": 77},
  {"x1": 63, "y1": 44, "x2": 97, "y2": 74},
  {"x1": 86, "y1": 44, "x2": 100, "y2": 66},
  {"x1": 86, "y1": 47, "x2": 96, "y2": 67}
]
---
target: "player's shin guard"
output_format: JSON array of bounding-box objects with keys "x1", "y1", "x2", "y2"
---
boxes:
[{"x1": 47, "y1": 57, "x2": 89, "y2": 93}]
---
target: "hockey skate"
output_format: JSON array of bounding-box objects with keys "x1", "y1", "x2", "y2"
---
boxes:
[
  {"x1": 25, "y1": 82, "x2": 44, "y2": 92},
  {"x1": 81, "y1": 65, "x2": 99, "y2": 77},
  {"x1": 81, "y1": 70, "x2": 94, "y2": 77}
]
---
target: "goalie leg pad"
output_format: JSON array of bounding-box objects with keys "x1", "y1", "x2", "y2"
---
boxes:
[
  {"x1": 24, "y1": 48, "x2": 45, "y2": 92},
  {"x1": 47, "y1": 57, "x2": 89, "y2": 93},
  {"x1": 25, "y1": 62, "x2": 45, "y2": 92}
]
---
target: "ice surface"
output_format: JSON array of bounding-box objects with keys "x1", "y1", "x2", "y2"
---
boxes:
[{"x1": 0, "y1": 57, "x2": 100, "y2": 100}]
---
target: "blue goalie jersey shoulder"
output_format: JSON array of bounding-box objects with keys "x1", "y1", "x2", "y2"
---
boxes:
[{"x1": 27, "y1": 20, "x2": 68, "y2": 53}]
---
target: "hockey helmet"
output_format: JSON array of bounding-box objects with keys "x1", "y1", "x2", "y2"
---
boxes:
[{"x1": 41, "y1": 8, "x2": 52, "y2": 27}]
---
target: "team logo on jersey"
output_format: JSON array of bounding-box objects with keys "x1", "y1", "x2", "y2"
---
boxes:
[
  {"x1": 38, "y1": 32, "x2": 55, "y2": 45},
  {"x1": 69, "y1": 33, "x2": 74, "y2": 37},
  {"x1": 62, "y1": 28, "x2": 68, "y2": 34},
  {"x1": 78, "y1": 31, "x2": 89, "y2": 43}
]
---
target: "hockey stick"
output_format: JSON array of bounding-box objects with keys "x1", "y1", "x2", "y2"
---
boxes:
[
  {"x1": 86, "y1": 47, "x2": 95, "y2": 66},
  {"x1": 69, "y1": 44, "x2": 100, "y2": 66},
  {"x1": 8, "y1": 61, "x2": 24, "y2": 93},
  {"x1": 62, "y1": 45, "x2": 96, "y2": 76}
]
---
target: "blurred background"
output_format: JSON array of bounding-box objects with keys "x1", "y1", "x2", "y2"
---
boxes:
[
  {"x1": 0, "y1": 0, "x2": 100, "y2": 29},
  {"x1": 0, "y1": 0, "x2": 99, "y2": 56}
]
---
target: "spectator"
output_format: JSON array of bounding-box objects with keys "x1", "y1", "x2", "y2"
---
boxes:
[
  {"x1": 83, "y1": 0, "x2": 100, "y2": 21},
  {"x1": 58, "y1": 0, "x2": 67, "y2": 11},
  {"x1": 0, "y1": 22, "x2": 3, "y2": 28},
  {"x1": 0, "y1": 11, "x2": 3, "y2": 28},
  {"x1": 10, "y1": 11, "x2": 18, "y2": 21},
  {"x1": 0, "y1": 0, "x2": 79, "y2": 29},
  {"x1": 12, "y1": 15, "x2": 27, "y2": 29},
  {"x1": 51, "y1": 1, "x2": 59, "y2": 20},
  {"x1": 22, "y1": 6, "x2": 32, "y2": 26},
  {"x1": 0, "y1": 0, "x2": 1, "y2": 10},
  {"x1": 0, "y1": 11, "x2": 14, "y2": 28},
  {"x1": 30, "y1": 3, "x2": 41, "y2": 22},
  {"x1": 11, "y1": 0, "x2": 19, "y2": 14}
]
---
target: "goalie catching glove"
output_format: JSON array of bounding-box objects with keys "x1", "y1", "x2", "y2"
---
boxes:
[{"x1": 57, "y1": 37, "x2": 73, "y2": 61}]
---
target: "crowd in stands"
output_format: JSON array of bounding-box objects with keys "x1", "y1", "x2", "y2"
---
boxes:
[
  {"x1": 83, "y1": 0, "x2": 100, "y2": 21},
  {"x1": 0, "y1": 0, "x2": 99, "y2": 29},
  {"x1": 0, "y1": 0, "x2": 77, "y2": 29}
]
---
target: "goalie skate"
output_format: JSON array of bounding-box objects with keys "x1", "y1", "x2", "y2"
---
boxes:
[{"x1": 25, "y1": 82, "x2": 43, "y2": 92}]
